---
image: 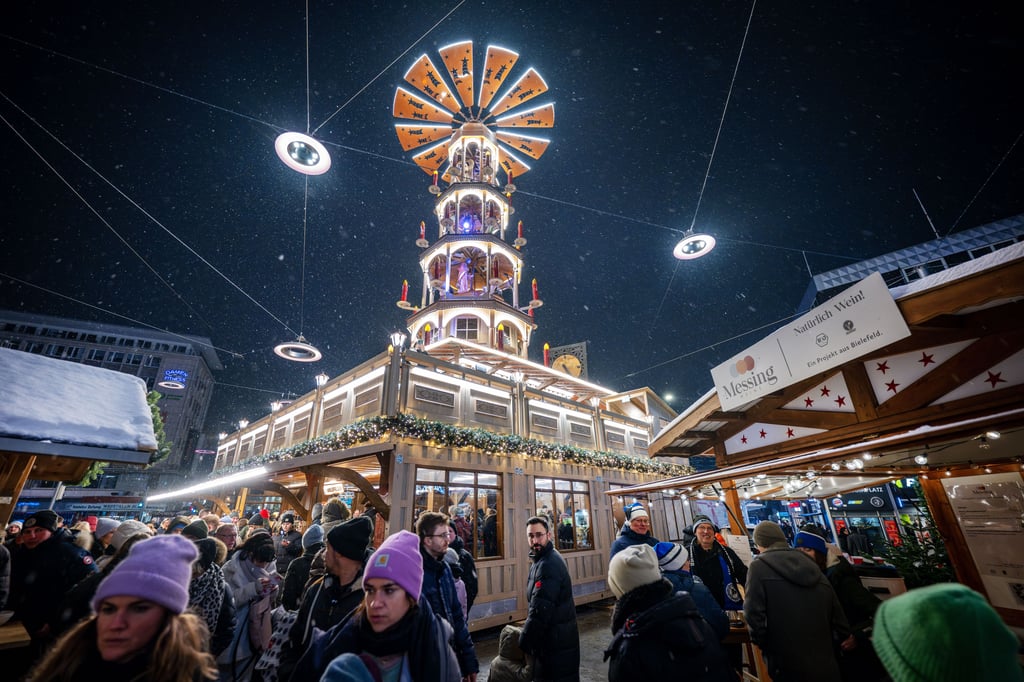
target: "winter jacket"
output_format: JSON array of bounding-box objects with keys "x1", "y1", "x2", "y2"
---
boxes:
[
  {"x1": 281, "y1": 545, "x2": 319, "y2": 611},
  {"x1": 0, "y1": 543, "x2": 9, "y2": 610},
  {"x1": 488, "y1": 624, "x2": 533, "y2": 682},
  {"x1": 278, "y1": 567, "x2": 365, "y2": 681},
  {"x1": 520, "y1": 540, "x2": 580, "y2": 682},
  {"x1": 9, "y1": 529, "x2": 97, "y2": 640},
  {"x1": 289, "y1": 597, "x2": 460, "y2": 682},
  {"x1": 218, "y1": 552, "x2": 279, "y2": 681},
  {"x1": 609, "y1": 525, "x2": 658, "y2": 559},
  {"x1": 744, "y1": 546, "x2": 849, "y2": 682},
  {"x1": 662, "y1": 568, "x2": 729, "y2": 639},
  {"x1": 448, "y1": 532, "x2": 479, "y2": 613},
  {"x1": 274, "y1": 528, "x2": 303, "y2": 575},
  {"x1": 688, "y1": 539, "x2": 748, "y2": 610},
  {"x1": 420, "y1": 547, "x2": 479, "y2": 677},
  {"x1": 603, "y1": 579, "x2": 733, "y2": 682}
]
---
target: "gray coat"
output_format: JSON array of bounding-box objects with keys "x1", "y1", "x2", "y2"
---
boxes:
[{"x1": 743, "y1": 546, "x2": 849, "y2": 682}]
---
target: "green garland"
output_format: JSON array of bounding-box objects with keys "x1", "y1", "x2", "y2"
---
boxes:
[{"x1": 213, "y1": 413, "x2": 692, "y2": 480}]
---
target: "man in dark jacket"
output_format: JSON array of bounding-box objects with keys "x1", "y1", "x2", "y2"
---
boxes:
[
  {"x1": 744, "y1": 521, "x2": 850, "y2": 682},
  {"x1": 8, "y1": 510, "x2": 97, "y2": 662},
  {"x1": 279, "y1": 516, "x2": 373, "y2": 680},
  {"x1": 520, "y1": 515, "x2": 580, "y2": 682},
  {"x1": 604, "y1": 544, "x2": 733, "y2": 682},
  {"x1": 274, "y1": 512, "x2": 303, "y2": 575},
  {"x1": 654, "y1": 541, "x2": 729, "y2": 639},
  {"x1": 418, "y1": 511, "x2": 479, "y2": 682},
  {"x1": 609, "y1": 503, "x2": 658, "y2": 558}
]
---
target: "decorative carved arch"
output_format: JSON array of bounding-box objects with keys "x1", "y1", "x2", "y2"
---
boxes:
[{"x1": 301, "y1": 464, "x2": 391, "y2": 522}]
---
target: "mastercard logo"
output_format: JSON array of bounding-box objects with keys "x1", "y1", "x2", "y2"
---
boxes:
[{"x1": 728, "y1": 355, "x2": 756, "y2": 377}]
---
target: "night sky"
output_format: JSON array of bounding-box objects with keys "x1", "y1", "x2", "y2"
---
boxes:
[{"x1": 2, "y1": 2, "x2": 1022, "y2": 437}]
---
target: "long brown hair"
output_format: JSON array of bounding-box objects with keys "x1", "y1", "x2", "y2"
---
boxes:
[{"x1": 28, "y1": 610, "x2": 217, "y2": 682}]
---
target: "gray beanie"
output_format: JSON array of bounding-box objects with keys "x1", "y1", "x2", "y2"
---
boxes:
[
  {"x1": 95, "y1": 517, "x2": 120, "y2": 538},
  {"x1": 110, "y1": 520, "x2": 155, "y2": 551},
  {"x1": 302, "y1": 524, "x2": 325, "y2": 550},
  {"x1": 753, "y1": 521, "x2": 789, "y2": 550},
  {"x1": 608, "y1": 544, "x2": 662, "y2": 599}
]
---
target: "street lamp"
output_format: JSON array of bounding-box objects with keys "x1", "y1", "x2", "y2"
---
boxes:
[
  {"x1": 315, "y1": 372, "x2": 329, "y2": 388},
  {"x1": 238, "y1": 419, "x2": 249, "y2": 429},
  {"x1": 390, "y1": 331, "x2": 408, "y2": 351}
]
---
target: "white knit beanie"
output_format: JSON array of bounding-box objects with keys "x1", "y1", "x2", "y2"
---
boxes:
[{"x1": 608, "y1": 544, "x2": 662, "y2": 599}]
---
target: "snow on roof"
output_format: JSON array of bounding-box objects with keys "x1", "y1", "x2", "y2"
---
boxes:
[
  {"x1": 0, "y1": 347, "x2": 157, "y2": 451},
  {"x1": 890, "y1": 239, "x2": 1024, "y2": 300}
]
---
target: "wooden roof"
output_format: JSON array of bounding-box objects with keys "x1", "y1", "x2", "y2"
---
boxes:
[{"x1": 613, "y1": 242, "x2": 1024, "y2": 496}]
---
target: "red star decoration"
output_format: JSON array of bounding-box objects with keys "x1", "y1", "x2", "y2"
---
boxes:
[
  {"x1": 919, "y1": 352, "x2": 935, "y2": 367},
  {"x1": 787, "y1": 428, "x2": 795, "y2": 438},
  {"x1": 740, "y1": 435, "x2": 748, "y2": 444},
  {"x1": 835, "y1": 395, "x2": 847, "y2": 407},
  {"x1": 885, "y1": 380, "x2": 899, "y2": 393},
  {"x1": 804, "y1": 397, "x2": 814, "y2": 407},
  {"x1": 820, "y1": 386, "x2": 831, "y2": 397},
  {"x1": 986, "y1": 371, "x2": 1006, "y2": 388},
  {"x1": 876, "y1": 361, "x2": 890, "y2": 374},
  {"x1": 759, "y1": 429, "x2": 767, "y2": 439}
]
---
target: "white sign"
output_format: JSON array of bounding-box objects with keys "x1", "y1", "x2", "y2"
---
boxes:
[{"x1": 711, "y1": 272, "x2": 910, "y2": 410}]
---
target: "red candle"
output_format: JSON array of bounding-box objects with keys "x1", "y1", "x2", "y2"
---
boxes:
[
  {"x1": 497, "y1": 324, "x2": 504, "y2": 351},
  {"x1": 532, "y1": 278, "x2": 539, "y2": 300},
  {"x1": 518, "y1": 220, "x2": 523, "y2": 239},
  {"x1": 432, "y1": 170, "x2": 438, "y2": 186},
  {"x1": 543, "y1": 342, "x2": 550, "y2": 366},
  {"x1": 419, "y1": 221, "x2": 425, "y2": 239},
  {"x1": 401, "y1": 280, "x2": 408, "y2": 302}
]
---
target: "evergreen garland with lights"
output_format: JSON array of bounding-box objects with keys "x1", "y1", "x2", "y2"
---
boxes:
[{"x1": 213, "y1": 413, "x2": 692, "y2": 480}]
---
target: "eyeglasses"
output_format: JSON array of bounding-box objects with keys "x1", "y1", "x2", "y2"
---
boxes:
[
  {"x1": 527, "y1": 532, "x2": 548, "y2": 539},
  {"x1": 216, "y1": 532, "x2": 238, "y2": 538},
  {"x1": 425, "y1": 533, "x2": 451, "y2": 540}
]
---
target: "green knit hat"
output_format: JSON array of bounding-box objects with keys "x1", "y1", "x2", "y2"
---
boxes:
[{"x1": 872, "y1": 583, "x2": 1023, "y2": 682}]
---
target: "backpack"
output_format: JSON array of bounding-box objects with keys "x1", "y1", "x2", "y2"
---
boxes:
[{"x1": 605, "y1": 592, "x2": 733, "y2": 682}]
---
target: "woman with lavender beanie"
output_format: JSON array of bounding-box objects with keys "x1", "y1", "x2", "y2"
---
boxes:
[
  {"x1": 292, "y1": 530, "x2": 461, "y2": 681},
  {"x1": 27, "y1": 534, "x2": 218, "y2": 681}
]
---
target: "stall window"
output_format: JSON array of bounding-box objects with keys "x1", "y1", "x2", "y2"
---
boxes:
[
  {"x1": 534, "y1": 478, "x2": 593, "y2": 551},
  {"x1": 414, "y1": 467, "x2": 502, "y2": 559}
]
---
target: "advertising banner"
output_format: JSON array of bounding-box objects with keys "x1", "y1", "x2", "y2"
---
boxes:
[{"x1": 711, "y1": 272, "x2": 910, "y2": 410}]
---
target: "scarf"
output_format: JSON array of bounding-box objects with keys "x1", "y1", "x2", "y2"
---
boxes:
[{"x1": 189, "y1": 563, "x2": 227, "y2": 632}]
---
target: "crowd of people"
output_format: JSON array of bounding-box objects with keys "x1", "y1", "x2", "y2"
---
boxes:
[
  {"x1": 2, "y1": 503, "x2": 1022, "y2": 681},
  {"x1": 601, "y1": 506, "x2": 1023, "y2": 682}
]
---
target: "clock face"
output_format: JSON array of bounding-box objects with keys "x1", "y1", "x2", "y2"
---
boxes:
[{"x1": 552, "y1": 354, "x2": 582, "y2": 377}]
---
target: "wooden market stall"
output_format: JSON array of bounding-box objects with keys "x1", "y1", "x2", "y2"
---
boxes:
[
  {"x1": 0, "y1": 347, "x2": 156, "y2": 525},
  {"x1": 612, "y1": 241, "x2": 1024, "y2": 624}
]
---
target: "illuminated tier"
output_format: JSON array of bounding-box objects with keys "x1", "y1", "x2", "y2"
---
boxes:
[{"x1": 392, "y1": 41, "x2": 553, "y2": 359}]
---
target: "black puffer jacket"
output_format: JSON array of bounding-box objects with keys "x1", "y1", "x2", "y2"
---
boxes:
[{"x1": 519, "y1": 540, "x2": 580, "y2": 682}]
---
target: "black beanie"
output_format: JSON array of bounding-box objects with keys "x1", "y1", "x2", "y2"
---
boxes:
[
  {"x1": 327, "y1": 516, "x2": 373, "y2": 561},
  {"x1": 182, "y1": 519, "x2": 209, "y2": 540}
]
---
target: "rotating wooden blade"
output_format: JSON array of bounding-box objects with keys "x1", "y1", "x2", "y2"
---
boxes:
[
  {"x1": 495, "y1": 103, "x2": 555, "y2": 130},
  {"x1": 392, "y1": 88, "x2": 454, "y2": 124},
  {"x1": 395, "y1": 124, "x2": 453, "y2": 152},
  {"x1": 439, "y1": 40, "x2": 475, "y2": 110},
  {"x1": 497, "y1": 148, "x2": 532, "y2": 179},
  {"x1": 404, "y1": 54, "x2": 461, "y2": 114},
  {"x1": 495, "y1": 132, "x2": 551, "y2": 160},
  {"x1": 478, "y1": 45, "x2": 519, "y2": 110},
  {"x1": 411, "y1": 140, "x2": 451, "y2": 175},
  {"x1": 487, "y1": 68, "x2": 548, "y2": 118}
]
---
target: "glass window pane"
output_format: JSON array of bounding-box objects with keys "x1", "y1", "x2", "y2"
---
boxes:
[
  {"x1": 535, "y1": 478, "x2": 553, "y2": 490},
  {"x1": 478, "y1": 473, "x2": 498, "y2": 487},
  {"x1": 450, "y1": 471, "x2": 476, "y2": 485},
  {"x1": 417, "y1": 468, "x2": 445, "y2": 483}
]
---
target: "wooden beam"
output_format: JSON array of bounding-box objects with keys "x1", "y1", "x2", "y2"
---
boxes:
[
  {"x1": 877, "y1": 329, "x2": 1024, "y2": 416},
  {"x1": 0, "y1": 452, "x2": 35, "y2": 526},
  {"x1": 260, "y1": 481, "x2": 307, "y2": 519},
  {"x1": 301, "y1": 464, "x2": 391, "y2": 522},
  {"x1": 897, "y1": 259, "x2": 1024, "y2": 325}
]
